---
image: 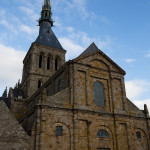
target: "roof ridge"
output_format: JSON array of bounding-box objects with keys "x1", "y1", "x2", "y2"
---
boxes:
[{"x1": 79, "y1": 42, "x2": 99, "y2": 57}]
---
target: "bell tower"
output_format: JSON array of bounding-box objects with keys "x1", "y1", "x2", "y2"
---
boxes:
[{"x1": 21, "y1": 0, "x2": 66, "y2": 98}]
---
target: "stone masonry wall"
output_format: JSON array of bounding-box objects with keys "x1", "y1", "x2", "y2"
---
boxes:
[
  {"x1": 21, "y1": 43, "x2": 66, "y2": 98},
  {"x1": 18, "y1": 51, "x2": 150, "y2": 150},
  {"x1": 0, "y1": 100, "x2": 30, "y2": 150}
]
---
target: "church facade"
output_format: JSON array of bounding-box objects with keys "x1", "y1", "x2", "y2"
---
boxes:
[{"x1": 0, "y1": 0, "x2": 150, "y2": 150}]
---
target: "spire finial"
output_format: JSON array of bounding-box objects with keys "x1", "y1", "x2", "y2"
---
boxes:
[{"x1": 39, "y1": 0, "x2": 53, "y2": 26}]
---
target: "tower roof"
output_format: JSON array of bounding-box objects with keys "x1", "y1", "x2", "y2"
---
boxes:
[
  {"x1": 35, "y1": 0, "x2": 64, "y2": 50},
  {"x1": 35, "y1": 22, "x2": 64, "y2": 49}
]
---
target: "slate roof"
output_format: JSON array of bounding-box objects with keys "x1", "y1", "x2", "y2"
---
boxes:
[
  {"x1": 79, "y1": 42, "x2": 99, "y2": 57},
  {"x1": 0, "y1": 97, "x2": 9, "y2": 107},
  {"x1": 35, "y1": 21, "x2": 64, "y2": 50}
]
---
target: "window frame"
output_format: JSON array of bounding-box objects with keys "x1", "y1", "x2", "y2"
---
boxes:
[
  {"x1": 94, "y1": 81, "x2": 105, "y2": 106},
  {"x1": 55, "y1": 58, "x2": 58, "y2": 71},
  {"x1": 56, "y1": 126, "x2": 63, "y2": 136},
  {"x1": 39, "y1": 54, "x2": 43, "y2": 68},
  {"x1": 38, "y1": 80, "x2": 42, "y2": 89},
  {"x1": 97, "y1": 129, "x2": 109, "y2": 138},
  {"x1": 47, "y1": 56, "x2": 50, "y2": 70},
  {"x1": 58, "y1": 79, "x2": 63, "y2": 92},
  {"x1": 136, "y1": 132, "x2": 141, "y2": 139}
]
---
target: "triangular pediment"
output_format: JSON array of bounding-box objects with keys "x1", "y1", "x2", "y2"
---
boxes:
[{"x1": 74, "y1": 43, "x2": 126, "y2": 75}]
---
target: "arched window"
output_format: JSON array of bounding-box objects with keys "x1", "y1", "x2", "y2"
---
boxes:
[
  {"x1": 38, "y1": 80, "x2": 42, "y2": 89},
  {"x1": 39, "y1": 54, "x2": 43, "y2": 68},
  {"x1": 94, "y1": 81, "x2": 105, "y2": 106},
  {"x1": 55, "y1": 58, "x2": 58, "y2": 71},
  {"x1": 47, "y1": 56, "x2": 50, "y2": 70},
  {"x1": 97, "y1": 129, "x2": 109, "y2": 138},
  {"x1": 58, "y1": 79, "x2": 63, "y2": 92}
]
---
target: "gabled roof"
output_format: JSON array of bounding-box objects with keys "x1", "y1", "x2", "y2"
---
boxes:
[
  {"x1": 75, "y1": 43, "x2": 126, "y2": 75},
  {"x1": 79, "y1": 42, "x2": 99, "y2": 57}
]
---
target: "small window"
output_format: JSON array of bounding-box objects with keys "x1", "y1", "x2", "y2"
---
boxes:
[
  {"x1": 136, "y1": 132, "x2": 141, "y2": 139},
  {"x1": 39, "y1": 55, "x2": 42, "y2": 68},
  {"x1": 55, "y1": 58, "x2": 58, "y2": 71},
  {"x1": 47, "y1": 89, "x2": 50, "y2": 96},
  {"x1": 97, "y1": 129, "x2": 109, "y2": 138},
  {"x1": 47, "y1": 56, "x2": 50, "y2": 70},
  {"x1": 58, "y1": 79, "x2": 63, "y2": 92},
  {"x1": 38, "y1": 80, "x2": 41, "y2": 89},
  {"x1": 94, "y1": 81, "x2": 105, "y2": 106},
  {"x1": 56, "y1": 126, "x2": 62, "y2": 136}
]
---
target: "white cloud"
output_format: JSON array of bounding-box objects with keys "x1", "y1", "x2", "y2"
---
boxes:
[
  {"x1": 19, "y1": 24, "x2": 38, "y2": 35},
  {"x1": 58, "y1": 29, "x2": 114, "y2": 60},
  {"x1": 53, "y1": 0, "x2": 96, "y2": 21},
  {"x1": 19, "y1": 6, "x2": 39, "y2": 21},
  {"x1": 0, "y1": 20, "x2": 8, "y2": 27},
  {"x1": 72, "y1": 0, "x2": 89, "y2": 19},
  {"x1": 66, "y1": 27, "x2": 74, "y2": 32},
  {"x1": 125, "y1": 79, "x2": 150, "y2": 100},
  {"x1": 97, "y1": 36, "x2": 113, "y2": 50},
  {"x1": 100, "y1": 16, "x2": 110, "y2": 24},
  {"x1": 133, "y1": 99, "x2": 150, "y2": 111},
  {"x1": 0, "y1": 9, "x2": 5, "y2": 17},
  {"x1": 126, "y1": 79, "x2": 150, "y2": 111},
  {"x1": 145, "y1": 51, "x2": 150, "y2": 57},
  {"x1": 59, "y1": 37, "x2": 84, "y2": 60},
  {"x1": 19, "y1": 6, "x2": 34, "y2": 15},
  {"x1": 0, "y1": 20, "x2": 18, "y2": 34},
  {"x1": 125, "y1": 58, "x2": 135, "y2": 63},
  {"x1": 0, "y1": 43, "x2": 26, "y2": 95}
]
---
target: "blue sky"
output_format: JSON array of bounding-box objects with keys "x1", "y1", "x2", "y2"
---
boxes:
[{"x1": 0, "y1": 0, "x2": 150, "y2": 110}]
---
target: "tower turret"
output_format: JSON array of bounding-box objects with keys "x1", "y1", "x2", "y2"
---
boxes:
[
  {"x1": 20, "y1": 0, "x2": 66, "y2": 97},
  {"x1": 39, "y1": 0, "x2": 53, "y2": 26}
]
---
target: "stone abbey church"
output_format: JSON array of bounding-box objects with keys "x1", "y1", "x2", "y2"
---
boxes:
[{"x1": 0, "y1": 0, "x2": 150, "y2": 150}]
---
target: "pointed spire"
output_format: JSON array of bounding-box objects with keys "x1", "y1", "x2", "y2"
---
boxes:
[
  {"x1": 2, "y1": 87, "x2": 7, "y2": 98},
  {"x1": 35, "y1": 0, "x2": 64, "y2": 49},
  {"x1": 39, "y1": 0, "x2": 53, "y2": 26}
]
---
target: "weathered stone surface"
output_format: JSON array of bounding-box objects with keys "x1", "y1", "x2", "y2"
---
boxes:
[
  {"x1": 18, "y1": 49, "x2": 150, "y2": 150},
  {"x1": 21, "y1": 42, "x2": 66, "y2": 98},
  {"x1": 0, "y1": 100, "x2": 30, "y2": 150},
  {"x1": 1, "y1": 1, "x2": 149, "y2": 149}
]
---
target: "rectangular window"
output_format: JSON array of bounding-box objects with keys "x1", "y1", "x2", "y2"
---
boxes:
[
  {"x1": 94, "y1": 81, "x2": 105, "y2": 106},
  {"x1": 136, "y1": 132, "x2": 141, "y2": 139},
  {"x1": 47, "y1": 89, "x2": 50, "y2": 96},
  {"x1": 56, "y1": 126, "x2": 62, "y2": 136},
  {"x1": 39, "y1": 55, "x2": 42, "y2": 68},
  {"x1": 47, "y1": 57, "x2": 50, "y2": 70}
]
